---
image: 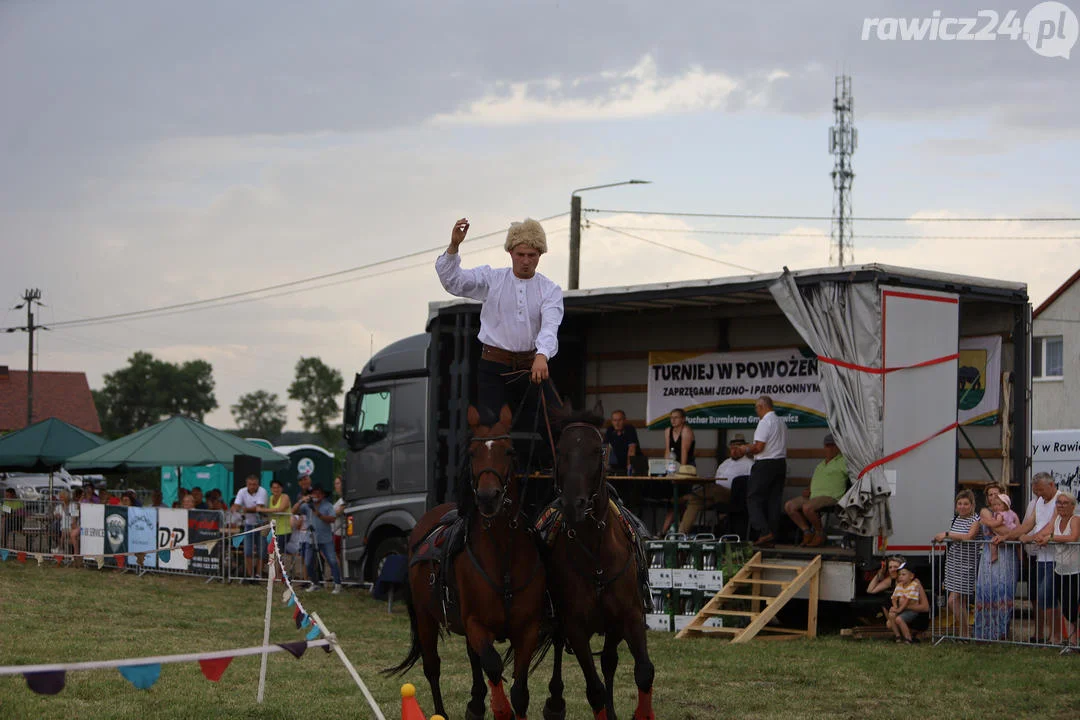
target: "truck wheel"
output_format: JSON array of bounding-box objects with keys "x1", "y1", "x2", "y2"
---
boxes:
[{"x1": 369, "y1": 536, "x2": 408, "y2": 582}]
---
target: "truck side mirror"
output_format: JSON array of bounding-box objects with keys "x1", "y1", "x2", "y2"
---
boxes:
[{"x1": 343, "y1": 387, "x2": 361, "y2": 443}]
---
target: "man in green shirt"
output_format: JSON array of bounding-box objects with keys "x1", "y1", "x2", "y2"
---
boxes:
[{"x1": 784, "y1": 433, "x2": 848, "y2": 548}]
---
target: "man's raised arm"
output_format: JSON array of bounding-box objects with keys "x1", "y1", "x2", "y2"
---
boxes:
[{"x1": 435, "y1": 217, "x2": 490, "y2": 300}]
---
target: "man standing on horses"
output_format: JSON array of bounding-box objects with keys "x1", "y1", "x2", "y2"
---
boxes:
[{"x1": 435, "y1": 217, "x2": 564, "y2": 450}]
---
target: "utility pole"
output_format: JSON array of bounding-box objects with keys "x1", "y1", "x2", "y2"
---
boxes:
[
  {"x1": 7, "y1": 289, "x2": 45, "y2": 426},
  {"x1": 568, "y1": 179, "x2": 651, "y2": 290},
  {"x1": 829, "y1": 75, "x2": 857, "y2": 267}
]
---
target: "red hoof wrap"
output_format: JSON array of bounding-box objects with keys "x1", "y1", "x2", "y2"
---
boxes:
[
  {"x1": 633, "y1": 689, "x2": 655, "y2": 720},
  {"x1": 489, "y1": 681, "x2": 513, "y2": 720}
]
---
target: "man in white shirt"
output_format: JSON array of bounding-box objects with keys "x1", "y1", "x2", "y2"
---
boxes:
[
  {"x1": 741, "y1": 395, "x2": 788, "y2": 546},
  {"x1": 435, "y1": 216, "x2": 564, "y2": 435},
  {"x1": 995, "y1": 472, "x2": 1061, "y2": 642},
  {"x1": 232, "y1": 474, "x2": 269, "y2": 581},
  {"x1": 672, "y1": 434, "x2": 754, "y2": 535}
]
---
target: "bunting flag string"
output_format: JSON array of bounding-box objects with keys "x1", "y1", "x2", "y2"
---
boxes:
[
  {"x1": 0, "y1": 639, "x2": 333, "y2": 695},
  {"x1": 265, "y1": 525, "x2": 319, "y2": 644}
]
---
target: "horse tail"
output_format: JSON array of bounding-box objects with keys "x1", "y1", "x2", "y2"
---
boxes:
[
  {"x1": 381, "y1": 572, "x2": 422, "y2": 677},
  {"x1": 528, "y1": 603, "x2": 559, "y2": 675}
]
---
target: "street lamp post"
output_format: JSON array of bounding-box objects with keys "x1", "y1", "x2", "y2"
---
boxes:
[{"x1": 568, "y1": 180, "x2": 650, "y2": 290}]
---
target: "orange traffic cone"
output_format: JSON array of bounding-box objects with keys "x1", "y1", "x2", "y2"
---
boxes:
[{"x1": 401, "y1": 683, "x2": 427, "y2": 720}]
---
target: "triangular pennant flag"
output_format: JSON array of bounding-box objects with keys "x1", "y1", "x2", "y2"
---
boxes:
[
  {"x1": 267, "y1": 538, "x2": 277, "y2": 556},
  {"x1": 305, "y1": 625, "x2": 321, "y2": 641},
  {"x1": 35, "y1": 553, "x2": 45, "y2": 567},
  {"x1": 116, "y1": 554, "x2": 127, "y2": 569},
  {"x1": 232, "y1": 535, "x2": 245, "y2": 548},
  {"x1": 276, "y1": 641, "x2": 307, "y2": 659},
  {"x1": 17, "y1": 551, "x2": 27, "y2": 564},
  {"x1": 24, "y1": 670, "x2": 66, "y2": 695},
  {"x1": 182, "y1": 546, "x2": 195, "y2": 560},
  {"x1": 136, "y1": 552, "x2": 146, "y2": 567},
  {"x1": 158, "y1": 549, "x2": 171, "y2": 563},
  {"x1": 287, "y1": 594, "x2": 296, "y2": 608},
  {"x1": 198, "y1": 657, "x2": 233, "y2": 682},
  {"x1": 0, "y1": 549, "x2": 8, "y2": 562},
  {"x1": 204, "y1": 540, "x2": 218, "y2": 554},
  {"x1": 281, "y1": 587, "x2": 293, "y2": 604},
  {"x1": 300, "y1": 615, "x2": 311, "y2": 630},
  {"x1": 118, "y1": 664, "x2": 161, "y2": 690},
  {"x1": 53, "y1": 554, "x2": 64, "y2": 565},
  {"x1": 94, "y1": 555, "x2": 105, "y2": 569}
]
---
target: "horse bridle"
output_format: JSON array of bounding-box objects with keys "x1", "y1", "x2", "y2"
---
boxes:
[
  {"x1": 468, "y1": 434, "x2": 515, "y2": 519},
  {"x1": 555, "y1": 422, "x2": 609, "y2": 529}
]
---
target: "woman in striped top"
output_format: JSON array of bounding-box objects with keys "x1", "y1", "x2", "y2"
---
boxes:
[{"x1": 934, "y1": 489, "x2": 981, "y2": 638}]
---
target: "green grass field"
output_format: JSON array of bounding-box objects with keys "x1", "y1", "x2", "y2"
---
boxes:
[{"x1": 1, "y1": 562, "x2": 1078, "y2": 719}]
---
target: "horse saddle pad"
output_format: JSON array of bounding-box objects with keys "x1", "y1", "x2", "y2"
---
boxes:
[
  {"x1": 410, "y1": 509, "x2": 465, "y2": 568},
  {"x1": 535, "y1": 499, "x2": 643, "y2": 548}
]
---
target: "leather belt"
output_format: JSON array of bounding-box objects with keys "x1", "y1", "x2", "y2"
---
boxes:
[{"x1": 482, "y1": 344, "x2": 536, "y2": 370}]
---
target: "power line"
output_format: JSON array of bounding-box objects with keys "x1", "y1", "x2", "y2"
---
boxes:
[
  {"x1": 585, "y1": 208, "x2": 1080, "y2": 222},
  {"x1": 587, "y1": 221, "x2": 761, "y2": 274},
  {"x1": 35, "y1": 235, "x2": 552, "y2": 331},
  {"x1": 24, "y1": 214, "x2": 568, "y2": 331},
  {"x1": 597, "y1": 225, "x2": 1080, "y2": 241}
]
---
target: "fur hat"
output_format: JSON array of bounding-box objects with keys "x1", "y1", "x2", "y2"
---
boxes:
[{"x1": 504, "y1": 218, "x2": 547, "y2": 254}]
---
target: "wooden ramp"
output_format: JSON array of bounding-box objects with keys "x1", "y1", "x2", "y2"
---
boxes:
[{"x1": 676, "y1": 552, "x2": 822, "y2": 643}]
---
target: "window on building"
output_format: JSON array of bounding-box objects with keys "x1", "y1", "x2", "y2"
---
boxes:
[{"x1": 1033, "y1": 336, "x2": 1064, "y2": 380}]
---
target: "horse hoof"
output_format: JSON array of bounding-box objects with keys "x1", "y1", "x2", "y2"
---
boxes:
[
  {"x1": 465, "y1": 706, "x2": 486, "y2": 720},
  {"x1": 542, "y1": 698, "x2": 566, "y2": 720}
]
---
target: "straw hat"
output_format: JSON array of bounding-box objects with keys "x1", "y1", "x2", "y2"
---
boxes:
[{"x1": 670, "y1": 464, "x2": 698, "y2": 479}]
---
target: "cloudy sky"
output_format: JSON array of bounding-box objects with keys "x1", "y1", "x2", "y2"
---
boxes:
[{"x1": 1, "y1": 0, "x2": 1077, "y2": 430}]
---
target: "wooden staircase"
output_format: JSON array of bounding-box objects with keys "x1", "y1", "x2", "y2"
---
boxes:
[{"x1": 676, "y1": 552, "x2": 822, "y2": 643}]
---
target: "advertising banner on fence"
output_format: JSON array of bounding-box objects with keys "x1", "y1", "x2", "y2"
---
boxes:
[
  {"x1": 126, "y1": 506, "x2": 158, "y2": 568},
  {"x1": 1033, "y1": 429, "x2": 1080, "y2": 497},
  {"x1": 958, "y1": 335, "x2": 1001, "y2": 426},
  {"x1": 80, "y1": 503, "x2": 105, "y2": 557},
  {"x1": 104, "y1": 506, "x2": 127, "y2": 567},
  {"x1": 646, "y1": 348, "x2": 827, "y2": 429},
  {"x1": 156, "y1": 508, "x2": 190, "y2": 571},
  {"x1": 188, "y1": 509, "x2": 222, "y2": 575}
]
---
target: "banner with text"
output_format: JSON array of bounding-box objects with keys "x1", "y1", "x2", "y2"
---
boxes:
[
  {"x1": 646, "y1": 348, "x2": 827, "y2": 429},
  {"x1": 80, "y1": 504, "x2": 105, "y2": 557},
  {"x1": 958, "y1": 335, "x2": 1001, "y2": 426},
  {"x1": 156, "y1": 508, "x2": 190, "y2": 571}
]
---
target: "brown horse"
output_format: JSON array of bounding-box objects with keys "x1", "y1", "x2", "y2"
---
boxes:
[
  {"x1": 541, "y1": 421, "x2": 655, "y2": 720},
  {"x1": 386, "y1": 405, "x2": 547, "y2": 720}
]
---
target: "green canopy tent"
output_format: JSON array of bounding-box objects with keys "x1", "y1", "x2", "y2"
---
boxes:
[
  {"x1": 0, "y1": 418, "x2": 106, "y2": 472},
  {"x1": 65, "y1": 417, "x2": 290, "y2": 503}
]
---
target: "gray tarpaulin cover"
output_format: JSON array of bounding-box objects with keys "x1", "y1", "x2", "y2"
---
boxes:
[{"x1": 770, "y1": 270, "x2": 893, "y2": 537}]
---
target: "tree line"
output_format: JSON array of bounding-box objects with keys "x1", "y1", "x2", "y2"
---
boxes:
[{"x1": 93, "y1": 352, "x2": 345, "y2": 445}]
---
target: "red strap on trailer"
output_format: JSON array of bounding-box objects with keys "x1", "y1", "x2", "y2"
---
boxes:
[
  {"x1": 857, "y1": 422, "x2": 959, "y2": 479},
  {"x1": 816, "y1": 352, "x2": 958, "y2": 375}
]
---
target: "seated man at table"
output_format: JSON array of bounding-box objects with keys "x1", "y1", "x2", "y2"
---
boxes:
[
  {"x1": 604, "y1": 409, "x2": 640, "y2": 475},
  {"x1": 665, "y1": 434, "x2": 754, "y2": 536},
  {"x1": 784, "y1": 433, "x2": 848, "y2": 547}
]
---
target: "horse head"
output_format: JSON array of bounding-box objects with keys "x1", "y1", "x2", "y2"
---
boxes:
[
  {"x1": 555, "y1": 412, "x2": 607, "y2": 525},
  {"x1": 467, "y1": 404, "x2": 516, "y2": 519}
]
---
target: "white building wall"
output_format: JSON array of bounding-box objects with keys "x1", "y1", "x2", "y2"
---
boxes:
[{"x1": 1034, "y1": 281, "x2": 1080, "y2": 430}]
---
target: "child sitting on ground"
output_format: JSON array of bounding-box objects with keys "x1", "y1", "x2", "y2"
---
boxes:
[{"x1": 887, "y1": 563, "x2": 929, "y2": 644}]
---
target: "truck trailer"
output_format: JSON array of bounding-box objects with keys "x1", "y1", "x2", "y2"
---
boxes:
[{"x1": 339, "y1": 263, "x2": 1030, "y2": 601}]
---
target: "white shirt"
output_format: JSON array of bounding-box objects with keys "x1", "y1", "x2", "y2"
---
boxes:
[
  {"x1": 752, "y1": 411, "x2": 787, "y2": 460},
  {"x1": 233, "y1": 486, "x2": 269, "y2": 525},
  {"x1": 1025, "y1": 490, "x2": 1062, "y2": 562},
  {"x1": 714, "y1": 456, "x2": 754, "y2": 489},
  {"x1": 435, "y1": 252, "x2": 563, "y2": 359}
]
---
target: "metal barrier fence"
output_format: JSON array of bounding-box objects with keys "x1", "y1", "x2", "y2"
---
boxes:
[
  {"x1": 1, "y1": 498, "x2": 227, "y2": 582},
  {"x1": 930, "y1": 538, "x2": 1080, "y2": 650},
  {"x1": 226, "y1": 523, "x2": 357, "y2": 589}
]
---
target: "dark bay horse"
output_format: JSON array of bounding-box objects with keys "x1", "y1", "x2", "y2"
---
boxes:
[
  {"x1": 541, "y1": 420, "x2": 655, "y2": 720},
  {"x1": 386, "y1": 405, "x2": 547, "y2": 720}
]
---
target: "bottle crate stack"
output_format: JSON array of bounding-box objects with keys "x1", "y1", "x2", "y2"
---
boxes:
[{"x1": 645, "y1": 535, "x2": 724, "y2": 632}]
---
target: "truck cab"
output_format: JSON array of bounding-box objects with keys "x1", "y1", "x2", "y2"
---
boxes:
[{"x1": 341, "y1": 334, "x2": 430, "y2": 580}]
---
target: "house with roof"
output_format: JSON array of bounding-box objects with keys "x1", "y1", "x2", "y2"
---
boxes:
[
  {"x1": 0, "y1": 366, "x2": 102, "y2": 434},
  {"x1": 1032, "y1": 268, "x2": 1080, "y2": 430}
]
